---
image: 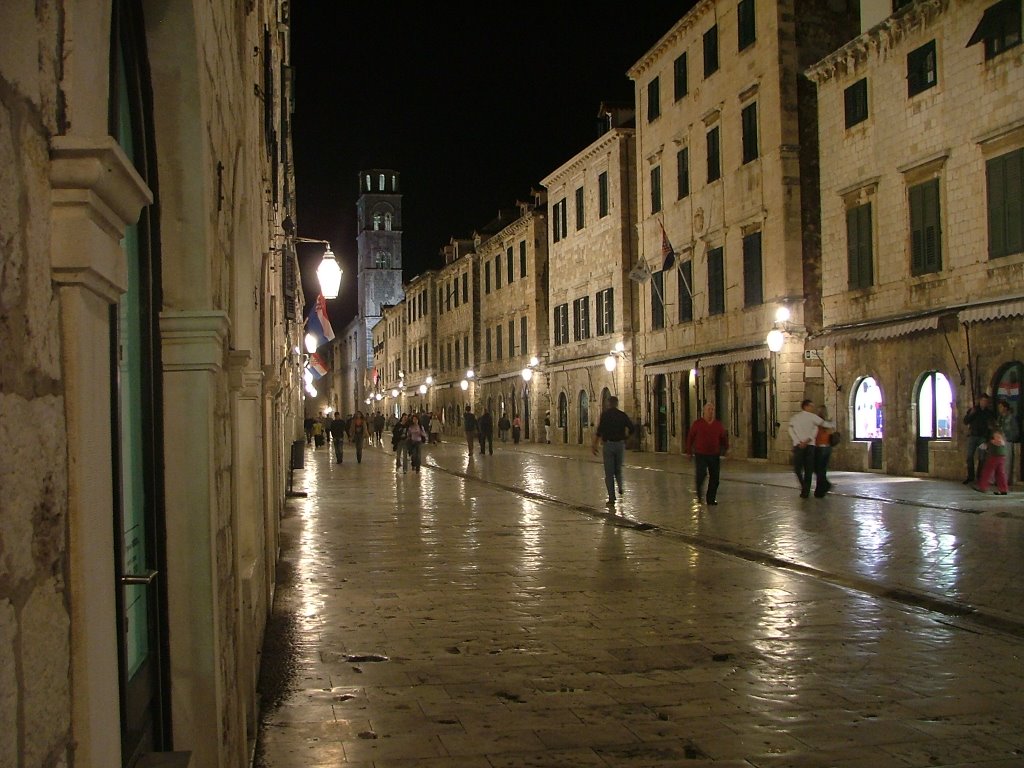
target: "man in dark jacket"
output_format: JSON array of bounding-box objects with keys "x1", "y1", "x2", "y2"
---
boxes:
[
  {"x1": 963, "y1": 394, "x2": 994, "y2": 484},
  {"x1": 478, "y1": 409, "x2": 494, "y2": 455},
  {"x1": 591, "y1": 396, "x2": 633, "y2": 505},
  {"x1": 329, "y1": 412, "x2": 347, "y2": 463}
]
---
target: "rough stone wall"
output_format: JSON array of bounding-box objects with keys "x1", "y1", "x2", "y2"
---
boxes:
[{"x1": 0, "y1": 4, "x2": 73, "y2": 766}]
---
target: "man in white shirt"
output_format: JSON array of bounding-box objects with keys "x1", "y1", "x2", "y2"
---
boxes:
[{"x1": 788, "y1": 399, "x2": 835, "y2": 498}]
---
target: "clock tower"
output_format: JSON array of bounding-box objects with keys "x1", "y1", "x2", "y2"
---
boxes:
[{"x1": 354, "y1": 169, "x2": 404, "y2": 401}]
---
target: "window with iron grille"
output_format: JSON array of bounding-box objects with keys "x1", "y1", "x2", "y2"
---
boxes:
[
  {"x1": 708, "y1": 247, "x2": 725, "y2": 315},
  {"x1": 847, "y1": 203, "x2": 874, "y2": 289},
  {"x1": 909, "y1": 178, "x2": 942, "y2": 275}
]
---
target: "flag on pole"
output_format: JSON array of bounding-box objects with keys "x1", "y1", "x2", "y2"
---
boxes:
[
  {"x1": 305, "y1": 294, "x2": 336, "y2": 348},
  {"x1": 660, "y1": 222, "x2": 676, "y2": 271},
  {"x1": 308, "y1": 352, "x2": 328, "y2": 379}
]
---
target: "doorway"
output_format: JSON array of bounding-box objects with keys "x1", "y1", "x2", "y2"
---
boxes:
[
  {"x1": 750, "y1": 360, "x2": 768, "y2": 458},
  {"x1": 915, "y1": 371, "x2": 953, "y2": 472},
  {"x1": 654, "y1": 374, "x2": 668, "y2": 451}
]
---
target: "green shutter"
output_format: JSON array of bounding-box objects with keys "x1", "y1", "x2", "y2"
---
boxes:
[
  {"x1": 858, "y1": 204, "x2": 874, "y2": 288},
  {"x1": 988, "y1": 156, "x2": 1006, "y2": 258},
  {"x1": 1006, "y1": 150, "x2": 1024, "y2": 255},
  {"x1": 923, "y1": 179, "x2": 941, "y2": 272},
  {"x1": 910, "y1": 184, "x2": 925, "y2": 275},
  {"x1": 847, "y1": 207, "x2": 859, "y2": 288}
]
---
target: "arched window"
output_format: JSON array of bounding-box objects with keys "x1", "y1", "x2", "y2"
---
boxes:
[
  {"x1": 853, "y1": 376, "x2": 884, "y2": 439},
  {"x1": 375, "y1": 251, "x2": 391, "y2": 269},
  {"x1": 373, "y1": 212, "x2": 382, "y2": 231},
  {"x1": 365, "y1": 174, "x2": 372, "y2": 191},
  {"x1": 384, "y1": 212, "x2": 393, "y2": 231},
  {"x1": 379, "y1": 173, "x2": 385, "y2": 190},
  {"x1": 918, "y1": 371, "x2": 953, "y2": 439}
]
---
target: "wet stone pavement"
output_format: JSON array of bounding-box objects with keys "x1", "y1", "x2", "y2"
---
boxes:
[{"x1": 254, "y1": 437, "x2": 1024, "y2": 768}]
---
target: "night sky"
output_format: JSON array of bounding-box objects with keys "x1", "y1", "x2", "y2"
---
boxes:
[{"x1": 291, "y1": 4, "x2": 698, "y2": 327}]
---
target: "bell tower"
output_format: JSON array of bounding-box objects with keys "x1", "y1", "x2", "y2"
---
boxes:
[{"x1": 355, "y1": 169, "x2": 404, "y2": 399}]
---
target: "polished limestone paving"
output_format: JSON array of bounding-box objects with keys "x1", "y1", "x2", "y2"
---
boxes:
[{"x1": 255, "y1": 438, "x2": 1024, "y2": 768}]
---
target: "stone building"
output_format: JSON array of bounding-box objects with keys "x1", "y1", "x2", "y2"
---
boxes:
[
  {"x1": 542, "y1": 105, "x2": 640, "y2": 447},
  {"x1": 373, "y1": 302, "x2": 407, "y2": 419},
  {"x1": 627, "y1": 0, "x2": 859, "y2": 462},
  {"x1": 473, "y1": 196, "x2": 550, "y2": 443},
  {"x1": 1, "y1": 2, "x2": 303, "y2": 767},
  {"x1": 806, "y1": 0, "x2": 1024, "y2": 481},
  {"x1": 432, "y1": 240, "x2": 479, "y2": 436},
  {"x1": 341, "y1": 170, "x2": 405, "y2": 412},
  {"x1": 400, "y1": 271, "x2": 438, "y2": 416}
]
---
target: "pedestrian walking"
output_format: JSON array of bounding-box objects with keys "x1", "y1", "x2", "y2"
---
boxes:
[
  {"x1": 788, "y1": 399, "x2": 834, "y2": 498},
  {"x1": 996, "y1": 399, "x2": 1017, "y2": 486},
  {"x1": 373, "y1": 412, "x2": 385, "y2": 447},
  {"x1": 406, "y1": 414, "x2": 428, "y2": 472},
  {"x1": 429, "y1": 411, "x2": 442, "y2": 444},
  {"x1": 498, "y1": 413, "x2": 511, "y2": 442},
  {"x1": 591, "y1": 396, "x2": 633, "y2": 506},
  {"x1": 962, "y1": 394, "x2": 995, "y2": 484},
  {"x1": 813, "y1": 406, "x2": 836, "y2": 497},
  {"x1": 328, "y1": 412, "x2": 347, "y2": 464},
  {"x1": 478, "y1": 409, "x2": 494, "y2": 455},
  {"x1": 512, "y1": 415, "x2": 522, "y2": 444},
  {"x1": 974, "y1": 429, "x2": 1010, "y2": 495},
  {"x1": 392, "y1": 414, "x2": 410, "y2": 473},
  {"x1": 312, "y1": 419, "x2": 325, "y2": 448},
  {"x1": 463, "y1": 405, "x2": 478, "y2": 457},
  {"x1": 544, "y1": 412, "x2": 551, "y2": 443},
  {"x1": 348, "y1": 410, "x2": 367, "y2": 463},
  {"x1": 685, "y1": 402, "x2": 729, "y2": 505},
  {"x1": 304, "y1": 416, "x2": 314, "y2": 445}
]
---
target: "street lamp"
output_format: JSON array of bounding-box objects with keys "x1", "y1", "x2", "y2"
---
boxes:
[{"x1": 295, "y1": 236, "x2": 343, "y2": 299}]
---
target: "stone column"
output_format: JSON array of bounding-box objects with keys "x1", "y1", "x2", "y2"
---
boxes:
[
  {"x1": 159, "y1": 310, "x2": 230, "y2": 767},
  {"x1": 50, "y1": 135, "x2": 153, "y2": 768}
]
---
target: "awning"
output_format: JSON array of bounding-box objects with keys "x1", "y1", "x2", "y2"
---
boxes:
[
  {"x1": 958, "y1": 298, "x2": 1024, "y2": 324},
  {"x1": 698, "y1": 347, "x2": 770, "y2": 367},
  {"x1": 807, "y1": 315, "x2": 940, "y2": 348},
  {"x1": 644, "y1": 358, "x2": 698, "y2": 376}
]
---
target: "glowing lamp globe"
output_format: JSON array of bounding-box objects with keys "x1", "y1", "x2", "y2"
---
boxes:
[{"x1": 316, "y1": 247, "x2": 343, "y2": 299}]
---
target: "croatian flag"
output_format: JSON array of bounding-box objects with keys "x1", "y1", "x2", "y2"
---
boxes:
[
  {"x1": 308, "y1": 352, "x2": 328, "y2": 379},
  {"x1": 660, "y1": 222, "x2": 676, "y2": 271},
  {"x1": 306, "y1": 294, "x2": 335, "y2": 348}
]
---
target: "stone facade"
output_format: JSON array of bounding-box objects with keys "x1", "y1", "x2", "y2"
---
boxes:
[
  {"x1": 627, "y1": 0, "x2": 859, "y2": 462},
  {"x1": 1, "y1": 2, "x2": 302, "y2": 766},
  {"x1": 474, "y1": 197, "x2": 550, "y2": 442},
  {"x1": 374, "y1": 302, "x2": 406, "y2": 419},
  {"x1": 432, "y1": 241, "x2": 479, "y2": 436},
  {"x1": 542, "y1": 113, "x2": 639, "y2": 446},
  {"x1": 807, "y1": 0, "x2": 1024, "y2": 481},
  {"x1": 401, "y1": 271, "x2": 437, "y2": 415}
]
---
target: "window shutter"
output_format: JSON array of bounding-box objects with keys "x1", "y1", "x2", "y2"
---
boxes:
[
  {"x1": 923, "y1": 179, "x2": 941, "y2": 272},
  {"x1": 595, "y1": 290, "x2": 604, "y2": 335},
  {"x1": 607, "y1": 289, "x2": 614, "y2": 334},
  {"x1": 858, "y1": 204, "x2": 873, "y2": 288},
  {"x1": 910, "y1": 185, "x2": 925, "y2": 275},
  {"x1": 743, "y1": 232, "x2": 762, "y2": 306}
]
